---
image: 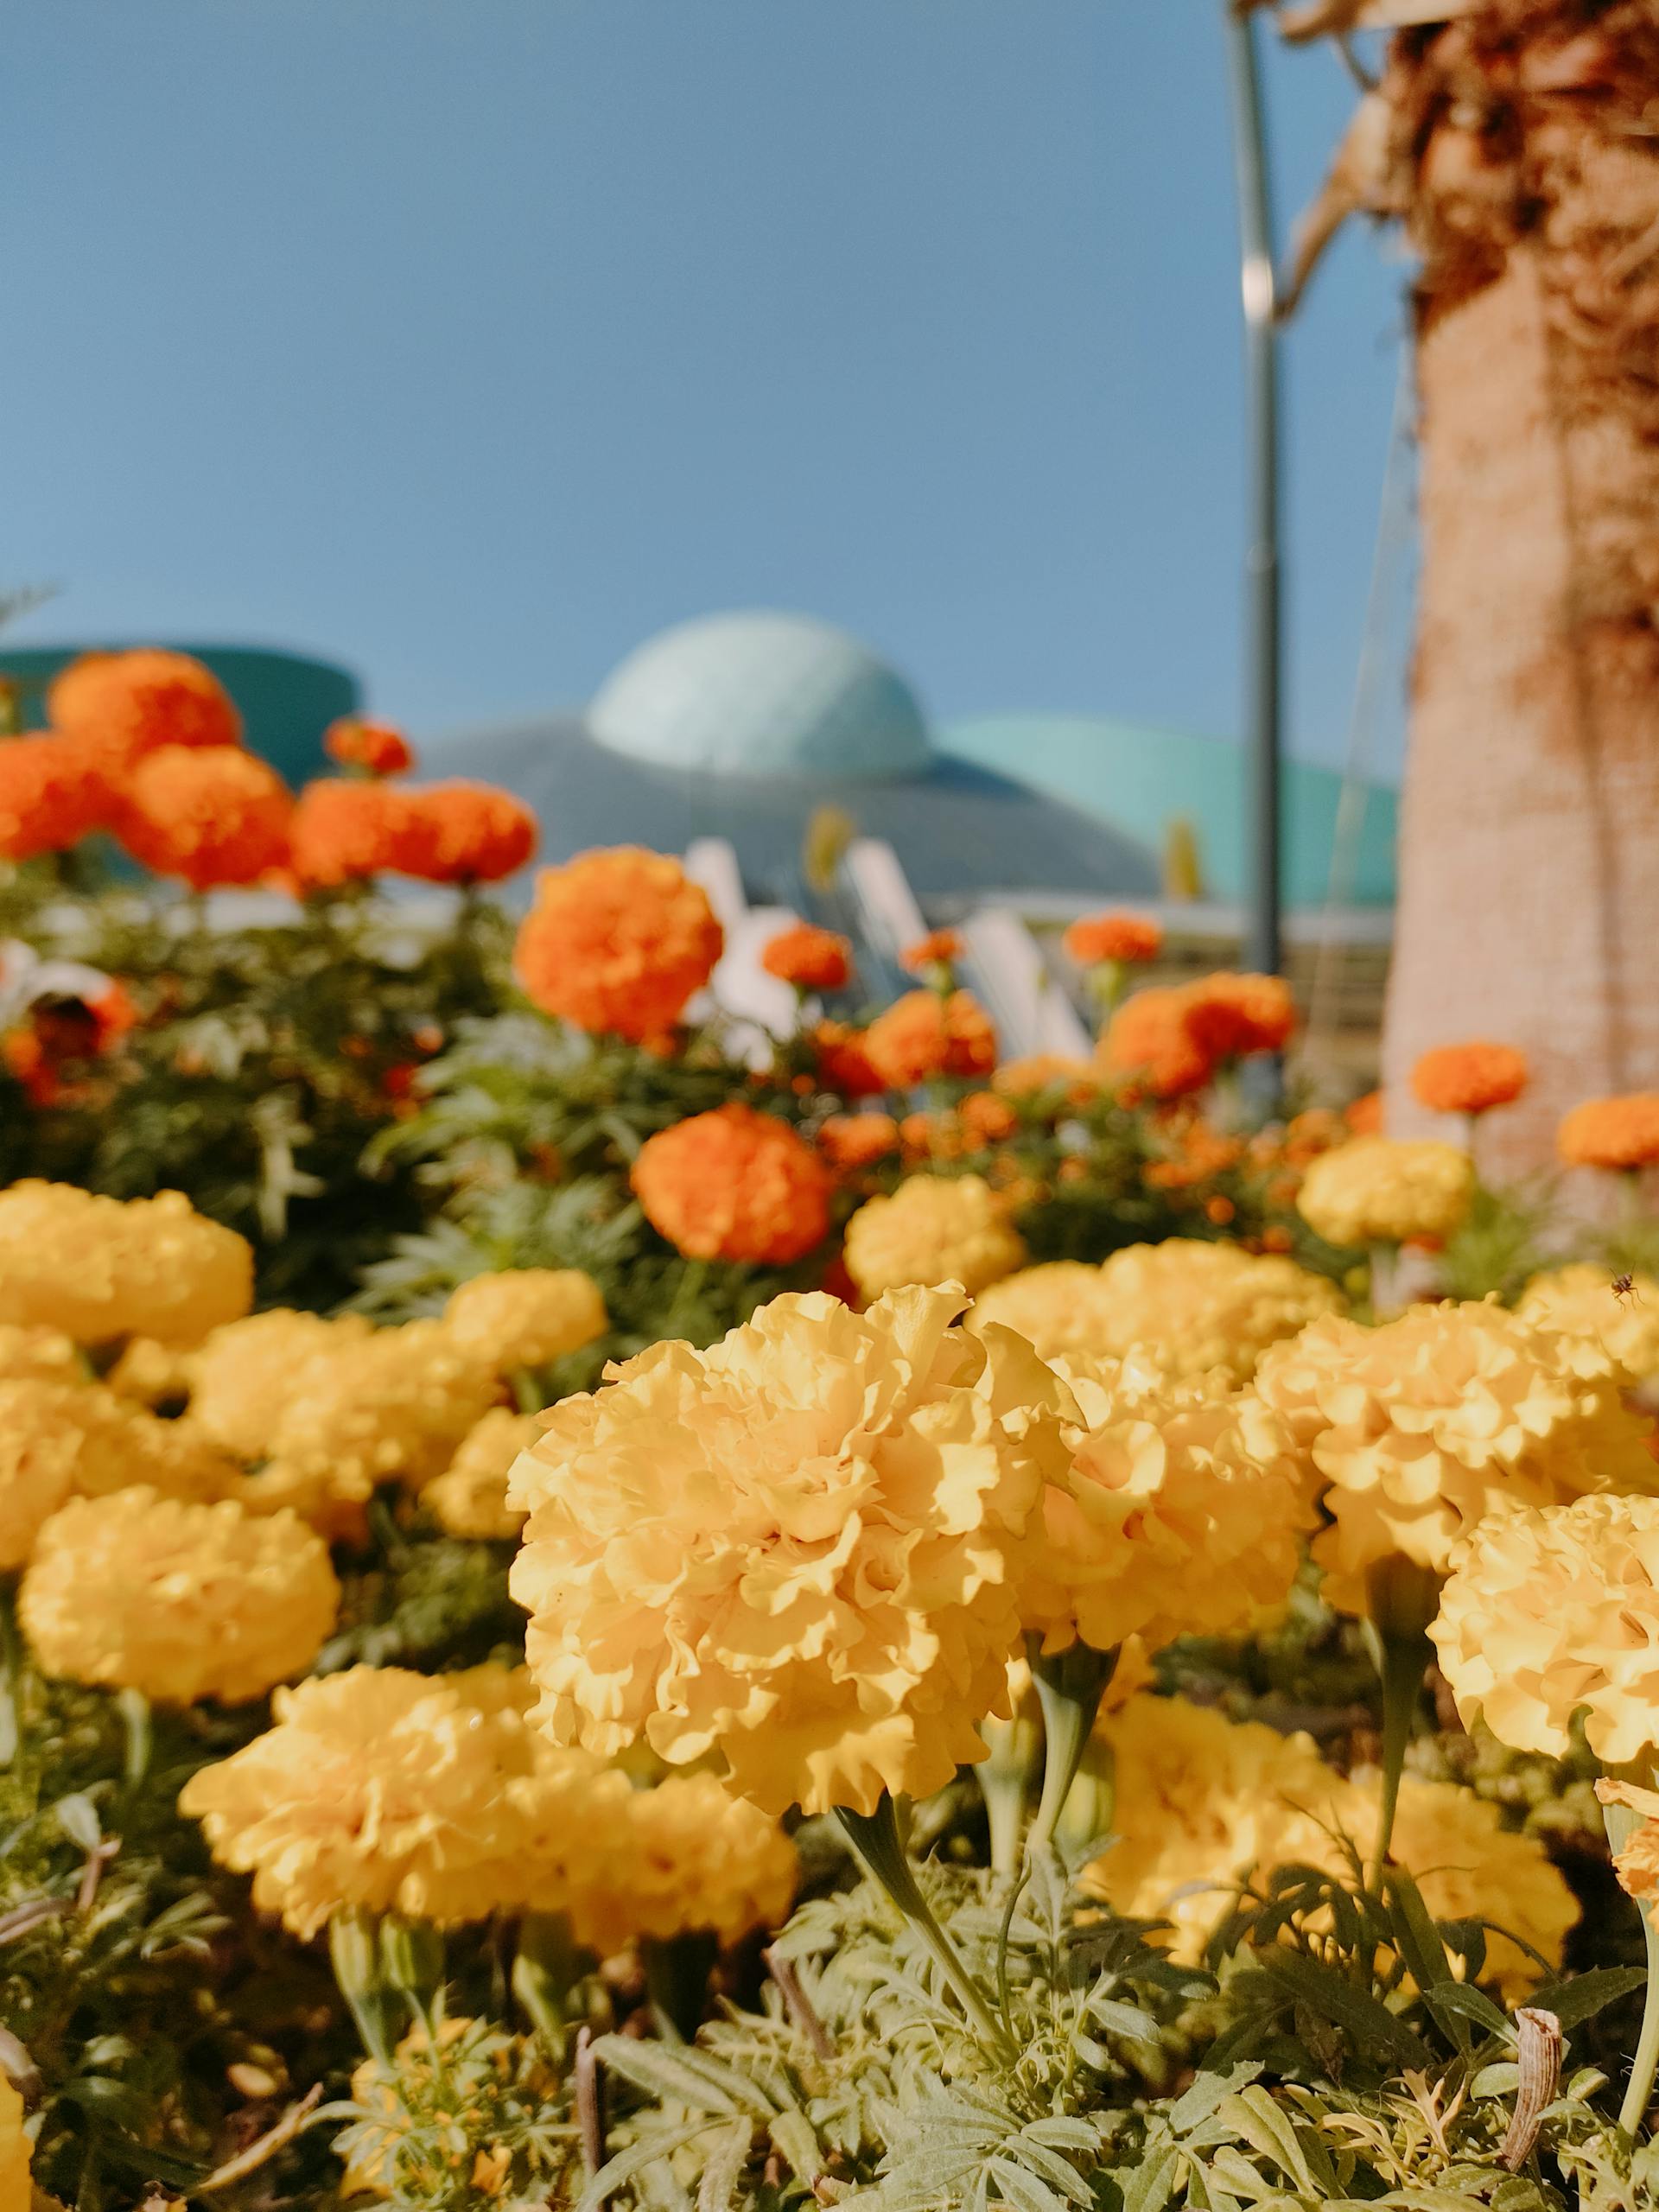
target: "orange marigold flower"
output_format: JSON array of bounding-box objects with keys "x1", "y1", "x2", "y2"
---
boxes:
[
  {"x1": 1098, "y1": 988, "x2": 1213, "y2": 1101},
  {"x1": 1559, "y1": 1094, "x2": 1659, "y2": 1173},
  {"x1": 118, "y1": 747, "x2": 293, "y2": 892},
  {"x1": 1347, "y1": 1089, "x2": 1383, "y2": 1136},
  {"x1": 760, "y1": 923, "x2": 852, "y2": 995},
  {"x1": 48, "y1": 649, "x2": 241, "y2": 766},
  {"x1": 811, "y1": 1020, "x2": 886, "y2": 1098},
  {"x1": 515, "y1": 847, "x2": 723, "y2": 1043},
  {"x1": 1180, "y1": 972, "x2": 1297, "y2": 1060},
  {"x1": 633, "y1": 1103, "x2": 832, "y2": 1263},
  {"x1": 1411, "y1": 1041, "x2": 1529, "y2": 1117},
  {"x1": 864, "y1": 988, "x2": 997, "y2": 1089},
  {"x1": 959, "y1": 1090, "x2": 1018, "y2": 1147},
  {"x1": 1064, "y1": 911, "x2": 1164, "y2": 967},
  {"x1": 900, "y1": 928, "x2": 963, "y2": 975},
  {"x1": 817, "y1": 1112, "x2": 900, "y2": 1175},
  {"x1": 994, "y1": 1053, "x2": 1100, "y2": 1105},
  {"x1": 394, "y1": 782, "x2": 537, "y2": 885},
  {"x1": 290, "y1": 779, "x2": 410, "y2": 888},
  {"x1": 323, "y1": 717, "x2": 415, "y2": 777},
  {"x1": 0, "y1": 734, "x2": 111, "y2": 860},
  {"x1": 899, "y1": 1109, "x2": 949, "y2": 1161},
  {"x1": 1282, "y1": 1108, "x2": 1347, "y2": 1163}
]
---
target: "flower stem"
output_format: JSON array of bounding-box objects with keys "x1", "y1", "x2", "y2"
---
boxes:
[
  {"x1": 329, "y1": 1909, "x2": 399, "y2": 2066},
  {"x1": 513, "y1": 1910, "x2": 580, "y2": 2059},
  {"x1": 1368, "y1": 1624, "x2": 1432, "y2": 1889},
  {"x1": 1604, "y1": 1790, "x2": 1659, "y2": 2137},
  {"x1": 836, "y1": 1796, "x2": 1014, "y2": 2059},
  {"x1": 118, "y1": 1688, "x2": 152, "y2": 1792},
  {"x1": 975, "y1": 1711, "x2": 1038, "y2": 1878},
  {"x1": 640, "y1": 1930, "x2": 719, "y2": 2044},
  {"x1": 1027, "y1": 1638, "x2": 1117, "y2": 1861}
]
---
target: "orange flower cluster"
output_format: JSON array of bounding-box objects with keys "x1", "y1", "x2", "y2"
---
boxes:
[
  {"x1": 633, "y1": 1103, "x2": 832, "y2": 1263},
  {"x1": 396, "y1": 783, "x2": 537, "y2": 885},
  {"x1": 1346, "y1": 1090, "x2": 1383, "y2": 1136},
  {"x1": 816, "y1": 1112, "x2": 900, "y2": 1176},
  {"x1": 1411, "y1": 1041, "x2": 1529, "y2": 1117},
  {"x1": 290, "y1": 780, "x2": 406, "y2": 887},
  {"x1": 323, "y1": 718, "x2": 414, "y2": 778},
  {"x1": 1100, "y1": 971, "x2": 1295, "y2": 1099},
  {"x1": 514, "y1": 847, "x2": 724, "y2": 1043},
  {"x1": 811, "y1": 1020, "x2": 885, "y2": 1097},
  {"x1": 0, "y1": 735, "x2": 111, "y2": 861},
  {"x1": 863, "y1": 988, "x2": 996, "y2": 1089},
  {"x1": 48, "y1": 650, "x2": 242, "y2": 768},
  {"x1": 117, "y1": 747, "x2": 293, "y2": 892},
  {"x1": 1559, "y1": 1094, "x2": 1659, "y2": 1173},
  {"x1": 761, "y1": 923, "x2": 852, "y2": 994},
  {"x1": 993, "y1": 1053, "x2": 1100, "y2": 1105},
  {"x1": 900, "y1": 928, "x2": 963, "y2": 976},
  {"x1": 1063, "y1": 910, "x2": 1164, "y2": 968}
]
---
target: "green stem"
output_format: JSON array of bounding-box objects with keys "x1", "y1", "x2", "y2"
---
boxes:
[
  {"x1": 975, "y1": 1711, "x2": 1039, "y2": 1879},
  {"x1": 329, "y1": 1909, "x2": 399, "y2": 2066},
  {"x1": 1027, "y1": 1638, "x2": 1117, "y2": 1861},
  {"x1": 1605, "y1": 1790, "x2": 1659, "y2": 2137},
  {"x1": 836, "y1": 1796, "x2": 1014, "y2": 2059},
  {"x1": 513, "y1": 1910, "x2": 580, "y2": 2059},
  {"x1": 1366, "y1": 1615, "x2": 1433, "y2": 1889},
  {"x1": 0, "y1": 1587, "x2": 21, "y2": 1768},
  {"x1": 118, "y1": 1688, "x2": 152, "y2": 1792}
]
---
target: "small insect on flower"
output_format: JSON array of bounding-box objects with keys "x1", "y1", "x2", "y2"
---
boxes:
[{"x1": 1613, "y1": 1272, "x2": 1643, "y2": 1307}]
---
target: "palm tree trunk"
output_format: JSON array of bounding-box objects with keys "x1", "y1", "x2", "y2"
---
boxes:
[{"x1": 1351, "y1": 4, "x2": 1659, "y2": 1177}]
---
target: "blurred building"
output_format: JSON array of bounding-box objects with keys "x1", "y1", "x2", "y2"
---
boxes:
[{"x1": 428, "y1": 609, "x2": 1397, "y2": 915}]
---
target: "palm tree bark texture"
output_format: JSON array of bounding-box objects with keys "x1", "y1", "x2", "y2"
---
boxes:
[{"x1": 1257, "y1": 0, "x2": 1659, "y2": 1176}]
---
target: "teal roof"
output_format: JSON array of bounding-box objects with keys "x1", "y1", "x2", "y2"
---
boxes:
[
  {"x1": 589, "y1": 611, "x2": 931, "y2": 781},
  {"x1": 0, "y1": 644, "x2": 359, "y2": 786},
  {"x1": 937, "y1": 714, "x2": 1397, "y2": 908}
]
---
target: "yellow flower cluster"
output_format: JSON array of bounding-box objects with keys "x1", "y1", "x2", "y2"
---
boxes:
[
  {"x1": 1082, "y1": 1695, "x2": 1573, "y2": 1998},
  {"x1": 181, "y1": 1665, "x2": 636, "y2": 1940},
  {"x1": 1517, "y1": 1262, "x2": 1659, "y2": 1383},
  {"x1": 442, "y1": 1268, "x2": 609, "y2": 1373},
  {"x1": 21, "y1": 1487, "x2": 339, "y2": 1704},
  {"x1": 0, "y1": 1180, "x2": 253, "y2": 1344},
  {"x1": 510, "y1": 1285, "x2": 1072, "y2": 1815},
  {"x1": 975, "y1": 1240, "x2": 1342, "y2": 1385},
  {"x1": 181, "y1": 1307, "x2": 376, "y2": 1459},
  {"x1": 0, "y1": 1376, "x2": 239, "y2": 1568},
  {"x1": 1295, "y1": 1136, "x2": 1473, "y2": 1249},
  {"x1": 600, "y1": 1772, "x2": 798, "y2": 1949},
  {"x1": 0, "y1": 1321, "x2": 81, "y2": 1385},
  {"x1": 1255, "y1": 1300, "x2": 1657, "y2": 1616},
  {"x1": 842, "y1": 1173, "x2": 1027, "y2": 1300},
  {"x1": 423, "y1": 1408, "x2": 540, "y2": 1540},
  {"x1": 0, "y1": 2075, "x2": 28, "y2": 2205},
  {"x1": 1023, "y1": 1357, "x2": 1313, "y2": 1656},
  {"x1": 1598, "y1": 1778, "x2": 1659, "y2": 1922},
  {"x1": 1433, "y1": 1493, "x2": 1659, "y2": 1764}
]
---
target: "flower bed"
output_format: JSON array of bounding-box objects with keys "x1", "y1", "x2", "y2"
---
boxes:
[{"x1": 6, "y1": 655, "x2": 1659, "y2": 2210}]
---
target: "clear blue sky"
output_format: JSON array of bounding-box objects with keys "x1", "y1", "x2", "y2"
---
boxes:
[{"x1": 7, "y1": 1, "x2": 1411, "y2": 771}]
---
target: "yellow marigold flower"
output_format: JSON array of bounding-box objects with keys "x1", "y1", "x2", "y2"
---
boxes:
[
  {"x1": 443, "y1": 1268, "x2": 608, "y2": 1376},
  {"x1": 0, "y1": 1181, "x2": 252, "y2": 1344},
  {"x1": 509, "y1": 1285, "x2": 1074, "y2": 1816},
  {"x1": 182, "y1": 1307, "x2": 375, "y2": 1459},
  {"x1": 1517, "y1": 1262, "x2": 1659, "y2": 1384},
  {"x1": 104, "y1": 1332, "x2": 194, "y2": 1406},
  {"x1": 842, "y1": 1173, "x2": 1027, "y2": 1300},
  {"x1": 21, "y1": 1488, "x2": 338, "y2": 1704},
  {"x1": 594, "y1": 1773, "x2": 798, "y2": 1951},
  {"x1": 0, "y1": 1378, "x2": 238, "y2": 1571},
  {"x1": 262, "y1": 1319, "x2": 501, "y2": 1498},
  {"x1": 0, "y1": 1322, "x2": 80, "y2": 1386},
  {"x1": 1081, "y1": 1696, "x2": 1571, "y2": 1996},
  {"x1": 1258, "y1": 1301, "x2": 1658, "y2": 1618},
  {"x1": 1295, "y1": 1136, "x2": 1473, "y2": 1249},
  {"x1": 0, "y1": 2074, "x2": 29, "y2": 2205},
  {"x1": 423, "y1": 1408, "x2": 539, "y2": 1539},
  {"x1": 1022, "y1": 1357, "x2": 1313, "y2": 1656},
  {"x1": 181, "y1": 1665, "x2": 633, "y2": 1939},
  {"x1": 1433, "y1": 1493, "x2": 1659, "y2": 1764},
  {"x1": 976, "y1": 1240, "x2": 1341, "y2": 1385},
  {"x1": 1598, "y1": 1777, "x2": 1659, "y2": 1923}
]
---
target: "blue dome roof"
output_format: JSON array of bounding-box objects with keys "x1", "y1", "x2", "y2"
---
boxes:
[{"x1": 588, "y1": 611, "x2": 931, "y2": 781}]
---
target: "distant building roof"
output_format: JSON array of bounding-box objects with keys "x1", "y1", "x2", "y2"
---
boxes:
[
  {"x1": 938, "y1": 713, "x2": 1397, "y2": 908},
  {"x1": 0, "y1": 643, "x2": 359, "y2": 787},
  {"x1": 426, "y1": 713, "x2": 1160, "y2": 907},
  {"x1": 589, "y1": 610, "x2": 931, "y2": 781}
]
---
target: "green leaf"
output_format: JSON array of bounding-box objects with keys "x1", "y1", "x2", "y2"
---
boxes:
[
  {"x1": 695, "y1": 2118, "x2": 753, "y2": 2212},
  {"x1": 1417, "y1": 1980, "x2": 1511, "y2": 2043},
  {"x1": 767, "y1": 2108, "x2": 823, "y2": 2185},
  {"x1": 1258, "y1": 1947, "x2": 1432, "y2": 2068},
  {"x1": 988, "y1": 2155, "x2": 1073, "y2": 2212},
  {"x1": 1171, "y1": 2064, "x2": 1264, "y2": 2136},
  {"x1": 1216, "y1": 2088, "x2": 1326, "y2": 2197},
  {"x1": 1118, "y1": 2139, "x2": 1182, "y2": 2212},
  {"x1": 1527, "y1": 1966, "x2": 1649, "y2": 2030}
]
